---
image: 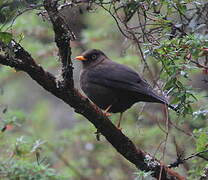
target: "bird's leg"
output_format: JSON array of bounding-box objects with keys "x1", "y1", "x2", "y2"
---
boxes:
[
  {"x1": 117, "y1": 112, "x2": 123, "y2": 130},
  {"x1": 103, "y1": 105, "x2": 112, "y2": 117}
]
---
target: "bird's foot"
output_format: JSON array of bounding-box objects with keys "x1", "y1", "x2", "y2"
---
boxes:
[
  {"x1": 103, "y1": 111, "x2": 111, "y2": 117},
  {"x1": 116, "y1": 125, "x2": 122, "y2": 131},
  {"x1": 103, "y1": 105, "x2": 112, "y2": 117},
  {"x1": 117, "y1": 127, "x2": 122, "y2": 131}
]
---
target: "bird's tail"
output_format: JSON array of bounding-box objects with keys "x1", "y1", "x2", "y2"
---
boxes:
[{"x1": 148, "y1": 91, "x2": 179, "y2": 113}]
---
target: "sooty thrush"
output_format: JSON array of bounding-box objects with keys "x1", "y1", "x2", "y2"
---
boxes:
[{"x1": 75, "y1": 49, "x2": 176, "y2": 127}]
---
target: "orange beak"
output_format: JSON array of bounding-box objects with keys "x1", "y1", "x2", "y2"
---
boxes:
[{"x1": 75, "y1": 56, "x2": 87, "y2": 61}]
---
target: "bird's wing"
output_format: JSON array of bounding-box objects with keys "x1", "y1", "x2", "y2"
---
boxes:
[{"x1": 87, "y1": 61, "x2": 168, "y2": 104}]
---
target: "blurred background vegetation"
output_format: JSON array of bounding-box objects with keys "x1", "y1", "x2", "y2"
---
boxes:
[{"x1": 0, "y1": 0, "x2": 208, "y2": 179}]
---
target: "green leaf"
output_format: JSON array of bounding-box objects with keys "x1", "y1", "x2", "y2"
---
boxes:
[
  {"x1": 196, "y1": 132, "x2": 208, "y2": 152},
  {"x1": 164, "y1": 78, "x2": 176, "y2": 90},
  {"x1": 0, "y1": 32, "x2": 12, "y2": 44},
  {"x1": 171, "y1": 97, "x2": 181, "y2": 104}
]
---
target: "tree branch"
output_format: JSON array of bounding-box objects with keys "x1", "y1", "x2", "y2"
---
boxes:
[{"x1": 43, "y1": 0, "x2": 74, "y2": 88}]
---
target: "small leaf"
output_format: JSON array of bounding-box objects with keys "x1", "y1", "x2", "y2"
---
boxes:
[
  {"x1": 164, "y1": 78, "x2": 176, "y2": 90},
  {"x1": 0, "y1": 32, "x2": 12, "y2": 44},
  {"x1": 171, "y1": 97, "x2": 181, "y2": 104}
]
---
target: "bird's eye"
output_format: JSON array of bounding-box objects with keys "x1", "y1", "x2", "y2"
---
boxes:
[{"x1": 91, "y1": 54, "x2": 97, "y2": 60}]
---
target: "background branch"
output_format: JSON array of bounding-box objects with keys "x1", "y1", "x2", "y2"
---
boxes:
[{"x1": 168, "y1": 149, "x2": 208, "y2": 168}]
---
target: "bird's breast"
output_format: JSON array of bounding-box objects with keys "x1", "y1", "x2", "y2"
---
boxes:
[
  {"x1": 81, "y1": 82, "x2": 117, "y2": 109},
  {"x1": 80, "y1": 69, "x2": 138, "y2": 113}
]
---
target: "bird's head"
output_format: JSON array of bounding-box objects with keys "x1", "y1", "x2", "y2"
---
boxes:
[{"x1": 75, "y1": 49, "x2": 107, "y2": 67}]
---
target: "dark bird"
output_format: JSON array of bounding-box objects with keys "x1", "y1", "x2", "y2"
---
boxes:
[{"x1": 75, "y1": 49, "x2": 176, "y2": 127}]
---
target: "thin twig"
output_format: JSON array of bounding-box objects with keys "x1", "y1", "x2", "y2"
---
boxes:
[{"x1": 168, "y1": 149, "x2": 208, "y2": 168}]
